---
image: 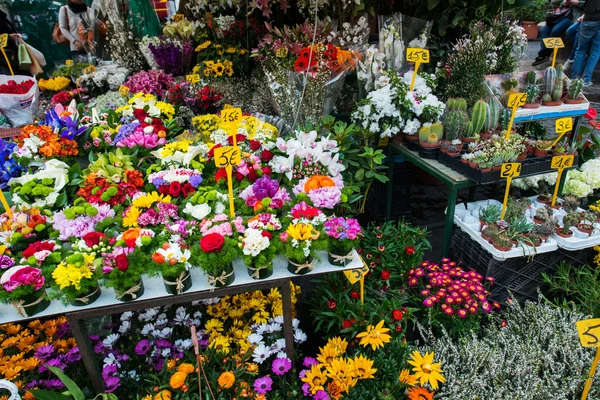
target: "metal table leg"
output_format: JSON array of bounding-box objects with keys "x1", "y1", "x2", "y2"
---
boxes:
[
  {"x1": 280, "y1": 280, "x2": 295, "y2": 364},
  {"x1": 442, "y1": 184, "x2": 460, "y2": 257},
  {"x1": 66, "y1": 314, "x2": 105, "y2": 393}
]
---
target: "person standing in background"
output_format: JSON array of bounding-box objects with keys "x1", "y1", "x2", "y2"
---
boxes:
[
  {"x1": 563, "y1": 0, "x2": 586, "y2": 71},
  {"x1": 0, "y1": 10, "x2": 22, "y2": 75},
  {"x1": 533, "y1": 1, "x2": 574, "y2": 66},
  {"x1": 572, "y1": 0, "x2": 600, "y2": 86},
  {"x1": 59, "y1": 0, "x2": 96, "y2": 57}
]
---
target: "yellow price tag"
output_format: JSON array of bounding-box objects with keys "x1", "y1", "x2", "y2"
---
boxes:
[
  {"x1": 186, "y1": 74, "x2": 200, "y2": 84},
  {"x1": 83, "y1": 66, "x2": 96, "y2": 75},
  {"x1": 507, "y1": 93, "x2": 527, "y2": 108},
  {"x1": 551, "y1": 155, "x2": 575, "y2": 170},
  {"x1": 214, "y1": 146, "x2": 242, "y2": 168},
  {"x1": 543, "y1": 37, "x2": 565, "y2": 49},
  {"x1": 500, "y1": 163, "x2": 522, "y2": 179},
  {"x1": 577, "y1": 319, "x2": 600, "y2": 347},
  {"x1": 173, "y1": 13, "x2": 184, "y2": 22},
  {"x1": 556, "y1": 117, "x2": 573, "y2": 134},
  {"x1": 0, "y1": 34, "x2": 12, "y2": 75},
  {"x1": 378, "y1": 137, "x2": 389, "y2": 147},
  {"x1": 221, "y1": 108, "x2": 242, "y2": 124},
  {"x1": 406, "y1": 48, "x2": 430, "y2": 63},
  {"x1": 0, "y1": 34, "x2": 7, "y2": 48},
  {"x1": 344, "y1": 264, "x2": 368, "y2": 285},
  {"x1": 65, "y1": 59, "x2": 73, "y2": 67}
]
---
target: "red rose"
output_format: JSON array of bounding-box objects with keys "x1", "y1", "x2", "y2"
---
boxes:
[
  {"x1": 169, "y1": 181, "x2": 182, "y2": 197},
  {"x1": 235, "y1": 172, "x2": 244, "y2": 182},
  {"x1": 215, "y1": 168, "x2": 228, "y2": 183},
  {"x1": 181, "y1": 182, "x2": 195, "y2": 198},
  {"x1": 350, "y1": 290, "x2": 359, "y2": 299},
  {"x1": 341, "y1": 320, "x2": 352, "y2": 329},
  {"x1": 115, "y1": 253, "x2": 129, "y2": 272},
  {"x1": 227, "y1": 134, "x2": 246, "y2": 145},
  {"x1": 395, "y1": 325, "x2": 403, "y2": 332},
  {"x1": 133, "y1": 109, "x2": 147, "y2": 121},
  {"x1": 392, "y1": 309, "x2": 403, "y2": 321},
  {"x1": 200, "y1": 233, "x2": 225, "y2": 253},
  {"x1": 261, "y1": 231, "x2": 273, "y2": 239},
  {"x1": 262, "y1": 167, "x2": 272, "y2": 176},
  {"x1": 247, "y1": 168, "x2": 258, "y2": 182},
  {"x1": 260, "y1": 149, "x2": 274, "y2": 162},
  {"x1": 158, "y1": 185, "x2": 170, "y2": 195},
  {"x1": 83, "y1": 232, "x2": 106, "y2": 247},
  {"x1": 327, "y1": 300, "x2": 337, "y2": 309},
  {"x1": 381, "y1": 270, "x2": 391, "y2": 280},
  {"x1": 249, "y1": 140, "x2": 261, "y2": 151},
  {"x1": 208, "y1": 144, "x2": 222, "y2": 158},
  {"x1": 404, "y1": 246, "x2": 416, "y2": 255}
]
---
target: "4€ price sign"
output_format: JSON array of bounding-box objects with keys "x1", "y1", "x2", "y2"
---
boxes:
[
  {"x1": 406, "y1": 48, "x2": 430, "y2": 91},
  {"x1": 505, "y1": 93, "x2": 527, "y2": 139},
  {"x1": 577, "y1": 318, "x2": 600, "y2": 400},
  {"x1": 500, "y1": 163, "x2": 521, "y2": 219},
  {"x1": 550, "y1": 154, "x2": 575, "y2": 206}
]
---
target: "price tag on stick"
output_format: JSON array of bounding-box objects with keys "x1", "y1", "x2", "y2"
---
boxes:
[
  {"x1": 505, "y1": 93, "x2": 527, "y2": 139},
  {"x1": 406, "y1": 48, "x2": 430, "y2": 91},
  {"x1": 0, "y1": 34, "x2": 13, "y2": 76},
  {"x1": 550, "y1": 154, "x2": 575, "y2": 206},
  {"x1": 576, "y1": 319, "x2": 600, "y2": 400},
  {"x1": 500, "y1": 163, "x2": 521, "y2": 219},
  {"x1": 186, "y1": 74, "x2": 200, "y2": 84},
  {"x1": 221, "y1": 108, "x2": 242, "y2": 125},
  {"x1": 214, "y1": 146, "x2": 241, "y2": 219},
  {"x1": 543, "y1": 37, "x2": 565, "y2": 68},
  {"x1": 173, "y1": 13, "x2": 184, "y2": 22},
  {"x1": 344, "y1": 257, "x2": 369, "y2": 304},
  {"x1": 552, "y1": 117, "x2": 573, "y2": 147}
]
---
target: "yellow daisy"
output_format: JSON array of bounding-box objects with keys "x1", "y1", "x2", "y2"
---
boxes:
[
  {"x1": 317, "y1": 344, "x2": 339, "y2": 366},
  {"x1": 351, "y1": 355, "x2": 377, "y2": 379},
  {"x1": 356, "y1": 320, "x2": 391, "y2": 350},
  {"x1": 398, "y1": 368, "x2": 417, "y2": 386},
  {"x1": 407, "y1": 350, "x2": 445, "y2": 390},
  {"x1": 209, "y1": 336, "x2": 230, "y2": 354}
]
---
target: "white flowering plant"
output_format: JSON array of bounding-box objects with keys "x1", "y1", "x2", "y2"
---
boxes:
[
  {"x1": 240, "y1": 219, "x2": 281, "y2": 275},
  {"x1": 353, "y1": 70, "x2": 445, "y2": 138},
  {"x1": 76, "y1": 64, "x2": 129, "y2": 97}
]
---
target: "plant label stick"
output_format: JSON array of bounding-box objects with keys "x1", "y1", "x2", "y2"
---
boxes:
[
  {"x1": 344, "y1": 257, "x2": 368, "y2": 303},
  {"x1": 406, "y1": 48, "x2": 429, "y2": 91},
  {"x1": 505, "y1": 93, "x2": 527, "y2": 139},
  {"x1": 552, "y1": 117, "x2": 573, "y2": 147},
  {"x1": 576, "y1": 318, "x2": 600, "y2": 400},
  {"x1": 214, "y1": 146, "x2": 241, "y2": 218},
  {"x1": 543, "y1": 37, "x2": 565, "y2": 68},
  {"x1": 500, "y1": 163, "x2": 521, "y2": 219},
  {"x1": 0, "y1": 191, "x2": 11, "y2": 218},
  {"x1": 550, "y1": 155, "x2": 574, "y2": 206},
  {"x1": 0, "y1": 34, "x2": 13, "y2": 76},
  {"x1": 186, "y1": 74, "x2": 200, "y2": 84}
]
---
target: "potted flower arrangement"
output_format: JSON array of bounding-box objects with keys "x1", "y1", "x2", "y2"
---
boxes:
[
  {"x1": 151, "y1": 242, "x2": 193, "y2": 295},
  {"x1": 148, "y1": 168, "x2": 203, "y2": 204},
  {"x1": 239, "y1": 176, "x2": 291, "y2": 214},
  {"x1": 576, "y1": 211, "x2": 596, "y2": 236},
  {"x1": 52, "y1": 200, "x2": 116, "y2": 241},
  {"x1": 0, "y1": 207, "x2": 51, "y2": 253},
  {"x1": 18, "y1": 240, "x2": 62, "y2": 276},
  {"x1": 8, "y1": 159, "x2": 70, "y2": 209},
  {"x1": 103, "y1": 228, "x2": 155, "y2": 301},
  {"x1": 123, "y1": 192, "x2": 180, "y2": 228},
  {"x1": 280, "y1": 223, "x2": 324, "y2": 275},
  {"x1": 0, "y1": 264, "x2": 49, "y2": 317},
  {"x1": 191, "y1": 233, "x2": 239, "y2": 287},
  {"x1": 323, "y1": 217, "x2": 361, "y2": 267},
  {"x1": 556, "y1": 211, "x2": 580, "y2": 238},
  {"x1": 241, "y1": 213, "x2": 282, "y2": 279},
  {"x1": 51, "y1": 246, "x2": 102, "y2": 306}
]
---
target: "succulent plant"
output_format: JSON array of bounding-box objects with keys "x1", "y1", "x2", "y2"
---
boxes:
[
  {"x1": 508, "y1": 217, "x2": 534, "y2": 234},
  {"x1": 471, "y1": 100, "x2": 488, "y2": 135},
  {"x1": 446, "y1": 98, "x2": 467, "y2": 112},
  {"x1": 532, "y1": 220, "x2": 556, "y2": 237},
  {"x1": 442, "y1": 110, "x2": 469, "y2": 141},
  {"x1": 492, "y1": 231, "x2": 513, "y2": 248},
  {"x1": 542, "y1": 93, "x2": 552, "y2": 103},
  {"x1": 525, "y1": 84, "x2": 540, "y2": 104},
  {"x1": 568, "y1": 79, "x2": 584, "y2": 100},
  {"x1": 544, "y1": 66, "x2": 556, "y2": 94},
  {"x1": 561, "y1": 195, "x2": 580, "y2": 213},
  {"x1": 482, "y1": 223, "x2": 500, "y2": 238},
  {"x1": 484, "y1": 97, "x2": 500, "y2": 134},
  {"x1": 552, "y1": 80, "x2": 564, "y2": 101},
  {"x1": 535, "y1": 206, "x2": 552, "y2": 222},
  {"x1": 499, "y1": 108, "x2": 512, "y2": 131},
  {"x1": 536, "y1": 140, "x2": 553, "y2": 150},
  {"x1": 479, "y1": 203, "x2": 502, "y2": 224},
  {"x1": 562, "y1": 211, "x2": 581, "y2": 233},
  {"x1": 525, "y1": 71, "x2": 538, "y2": 85}
]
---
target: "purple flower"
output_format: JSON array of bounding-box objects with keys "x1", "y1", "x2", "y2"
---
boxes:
[
  {"x1": 152, "y1": 358, "x2": 164, "y2": 371},
  {"x1": 152, "y1": 178, "x2": 168, "y2": 188},
  {"x1": 253, "y1": 376, "x2": 273, "y2": 394},
  {"x1": 189, "y1": 175, "x2": 203, "y2": 187},
  {"x1": 65, "y1": 347, "x2": 81, "y2": 364},
  {"x1": 102, "y1": 364, "x2": 118, "y2": 380},
  {"x1": 39, "y1": 358, "x2": 66, "y2": 373},
  {"x1": 155, "y1": 339, "x2": 171, "y2": 348},
  {"x1": 0, "y1": 255, "x2": 14, "y2": 269},
  {"x1": 135, "y1": 339, "x2": 151, "y2": 355},
  {"x1": 94, "y1": 342, "x2": 104, "y2": 354},
  {"x1": 42, "y1": 379, "x2": 64, "y2": 389},
  {"x1": 35, "y1": 344, "x2": 55, "y2": 360},
  {"x1": 314, "y1": 390, "x2": 330, "y2": 400},
  {"x1": 105, "y1": 376, "x2": 121, "y2": 393},
  {"x1": 253, "y1": 176, "x2": 280, "y2": 200},
  {"x1": 272, "y1": 357, "x2": 292, "y2": 375},
  {"x1": 301, "y1": 382, "x2": 311, "y2": 396},
  {"x1": 56, "y1": 322, "x2": 71, "y2": 339},
  {"x1": 303, "y1": 357, "x2": 318, "y2": 368}
]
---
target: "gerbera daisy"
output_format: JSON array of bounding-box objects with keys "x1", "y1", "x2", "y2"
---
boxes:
[
  {"x1": 351, "y1": 355, "x2": 377, "y2": 379},
  {"x1": 301, "y1": 364, "x2": 327, "y2": 394},
  {"x1": 399, "y1": 368, "x2": 417, "y2": 386},
  {"x1": 316, "y1": 343, "x2": 338, "y2": 366},
  {"x1": 209, "y1": 336, "x2": 230, "y2": 354},
  {"x1": 408, "y1": 351, "x2": 445, "y2": 390},
  {"x1": 356, "y1": 320, "x2": 391, "y2": 350},
  {"x1": 407, "y1": 386, "x2": 434, "y2": 400}
]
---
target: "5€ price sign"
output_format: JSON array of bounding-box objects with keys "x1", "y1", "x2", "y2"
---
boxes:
[
  {"x1": 500, "y1": 163, "x2": 521, "y2": 219},
  {"x1": 505, "y1": 93, "x2": 527, "y2": 139},
  {"x1": 407, "y1": 48, "x2": 430, "y2": 91},
  {"x1": 577, "y1": 318, "x2": 600, "y2": 400},
  {"x1": 214, "y1": 146, "x2": 241, "y2": 168},
  {"x1": 550, "y1": 155, "x2": 575, "y2": 206},
  {"x1": 543, "y1": 37, "x2": 565, "y2": 68},
  {"x1": 0, "y1": 34, "x2": 7, "y2": 48}
]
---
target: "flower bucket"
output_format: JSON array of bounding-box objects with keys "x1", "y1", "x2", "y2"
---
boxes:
[
  {"x1": 328, "y1": 250, "x2": 354, "y2": 267},
  {"x1": 287, "y1": 256, "x2": 314, "y2": 275},
  {"x1": 247, "y1": 261, "x2": 273, "y2": 280},
  {"x1": 13, "y1": 289, "x2": 50, "y2": 317},
  {"x1": 71, "y1": 286, "x2": 101, "y2": 307},
  {"x1": 207, "y1": 264, "x2": 235, "y2": 288},
  {"x1": 163, "y1": 272, "x2": 192, "y2": 295},
  {"x1": 115, "y1": 279, "x2": 145, "y2": 302}
]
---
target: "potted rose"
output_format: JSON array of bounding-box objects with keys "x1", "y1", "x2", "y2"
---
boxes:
[
  {"x1": 192, "y1": 233, "x2": 239, "y2": 287},
  {"x1": 103, "y1": 228, "x2": 155, "y2": 301},
  {"x1": 152, "y1": 242, "x2": 193, "y2": 295},
  {"x1": 0, "y1": 265, "x2": 49, "y2": 317},
  {"x1": 280, "y1": 223, "x2": 325, "y2": 275},
  {"x1": 323, "y1": 217, "x2": 361, "y2": 267}
]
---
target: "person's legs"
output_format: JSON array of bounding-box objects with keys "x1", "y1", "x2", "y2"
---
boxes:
[
  {"x1": 572, "y1": 21, "x2": 597, "y2": 79},
  {"x1": 582, "y1": 21, "x2": 600, "y2": 83},
  {"x1": 568, "y1": 21, "x2": 580, "y2": 60},
  {"x1": 538, "y1": 24, "x2": 553, "y2": 57}
]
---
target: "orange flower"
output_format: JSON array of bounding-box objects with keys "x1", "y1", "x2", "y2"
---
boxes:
[
  {"x1": 23, "y1": 391, "x2": 36, "y2": 400},
  {"x1": 1, "y1": 366, "x2": 23, "y2": 380},
  {"x1": 218, "y1": 371, "x2": 235, "y2": 389},
  {"x1": 3, "y1": 324, "x2": 21, "y2": 335},
  {"x1": 407, "y1": 386, "x2": 434, "y2": 400},
  {"x1": 167, "y1": 359, "x2": 178, "y2": 370},
  {"x1": 304, "y1": 175, "x2": 335, "y2": 193},
  {"x1": 328, "y1": 381, "x2": 343, "y2": 400},
  {"x1": 17, "y1": 357, "x2": 40, "y2": 372},
  {"x1": 122, "y1": 228, "x2": 141, "y2": 245},
  {"x1": 169, "y1": 371, "x2": 187, "y2": 389},
  {"x1": 177, "y1": 363, "x2": 195, "y2": 374},
  {"x1": 153, "y1": 390, "x2": 172, "y2": 400}
]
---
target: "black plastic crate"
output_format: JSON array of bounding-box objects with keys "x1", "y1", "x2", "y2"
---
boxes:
[
  {"x1": 365, "y1": 158, "x2": 413, "y2": 222},
  {"x1": 438, "y1": 151, "x2": 579, "y2": 185}
]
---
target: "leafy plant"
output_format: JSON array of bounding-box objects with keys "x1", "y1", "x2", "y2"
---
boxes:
[
  {"x1": 479, "y1": 203, "x2": 502, "y2": 224},
  {"x1": 543, "y1": 262, "x2": 600, "y2": 317},
  {"x1": 31, "y1": 365, "x2": 117, "y2": 400}
]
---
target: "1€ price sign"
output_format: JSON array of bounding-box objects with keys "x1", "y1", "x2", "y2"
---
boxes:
[
  {"x1": 186, "y1": 74, "x2": 200, "y2": 84},
  {"x1": 407, "y1": 48, "x2": 430, "y2": 91},
  {"x1": 505, "y1": 93, "x2": 527, "y2": 139},
  {"x1": 577, "y1": 318, "x2": 600, "y2": 400},
  {"x1": 550, "y1": 155, "x2": 575, "y2": 206},
  {"x1": 214, "y1": 146, "x2": 241, "y2": 168},
  {"x1": 500, "y1": 163, "x2": 521, "y2": 219},
  {"x1": 0, "y1": 34, "x2": 7, "y2": 48}
]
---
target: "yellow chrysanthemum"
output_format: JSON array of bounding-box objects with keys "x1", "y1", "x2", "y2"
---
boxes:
[
  {"x1": 356, "y1": 320, "x2": 391, "y2": 350},
  {"x1": 122, "y1": 206, "x2": 141, "y2": 228},
  {"x1": 169, "y1": 371, "x2": 187, "y2": 389},
  {"x1": 351, "y1": 355, "x2": 377, "y2": 380},
  {"x1": 399, "y1": 368, "x2": 417, "y2": 386},
  {"x1": 217, "y1": 371, "x2": 235, "y2": 389},
  {"x1": 210, "y1": 336, "x2": 230, "y2": 354},
  {"x1": 51, "y1": 262, "x2": 93, "y2": 291},
  {"x1": 326, "y1": 357, "x2": 357, "y2": 392},
  {"x1": 407, "y1": 351, "x2": 445, "y2": 390},
  {"x1": 301, "y1": 364, "x2": 327, "y2": 394},
  {"x1": 153, "y1": 390, "x2": 172, "y2": 400},
  {"x1": 327, "y1": 337, "x2": 348, "y2": 354}
]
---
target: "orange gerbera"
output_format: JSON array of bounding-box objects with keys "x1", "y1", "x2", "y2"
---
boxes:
[
  {"x1": 407, "y1": 386, "x2": 434, "y2": 400},
  {"x1": 304, "y1": 175, "x2": 335, "y2": 193}
]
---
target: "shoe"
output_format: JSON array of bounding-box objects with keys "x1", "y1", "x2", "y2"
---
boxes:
[
  {"x1": 563, "y1": 59, "x2": 572, "y2": 71},
  {"x1": 532, "y1": 56, "x2": 550, "y2": 66}
]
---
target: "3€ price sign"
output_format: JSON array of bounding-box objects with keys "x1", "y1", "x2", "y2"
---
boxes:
[
  {"x1": 186, "y1": 74, "x2": 200, "y2": 84},
  {"x1": 550, "y1": 155, "x2": 575, "y2": 206},
  {"x1": 505, "y1": 93, "x2": 527, "y2": 139},
  {"x1": 0, "y1": 34, "x2": 7, "y2": 48},
  {"x1": 577, "y1": 318, "x2": 600, "y2": 400},
  {"x1": 407, "y1": 48, "x2": 430, "y2": 91},
  {"x1": 556, "y1": 117, "x2": 573, "y2": 134},
  {"x1": 500, "y1": 163, "x2": 521, "y2": 220}
]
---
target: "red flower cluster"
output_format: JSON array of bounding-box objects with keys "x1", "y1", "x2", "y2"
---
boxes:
[
  {"x1": 77, "y1": 170, "x2": 144, "y2": 206},
  {"x1": 293, "y1": 44, "x2": 339, "y2": 73},
  {"x1": 0, "y1": 79, "x2": 34, "y2": 94},
  {"x1": 82, "y1": 232, "x2": 106, "y2": 247},
  {"x1": 291, "y1": 205, "x2": 320, "y2": 220},
  {"x1": 133, "y1": 109, "x2": 168, "y2": 137},
  {"x1": 200, "y1": 233, "x2": 225, "y2": 253},
  {"x1": 199, "y1": 86, "x2": 221, "y2": 110},
  {"x1": 157, "y1": 181, "x2": 196, "y2": 198},
  {"x1": 22, "y1": 241, "x2": 55, "y2": 258}
]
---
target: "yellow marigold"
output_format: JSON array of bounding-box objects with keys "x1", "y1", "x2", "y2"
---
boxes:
[
  {"x1": 218, "y1": 371, "x2": 235, "y2": 389},
  {"x1": 169, "y1": 371, "x2": 187, "y2": 389},
  {"x1": 167, "y1": 359, "x2": 178, "y2": 370},
  {"x1": 153, "y1": 390, "x2": 172, "y2": 400},
  {"x1": 177, "y1": 363, "x2": 195, "y2": 374}
]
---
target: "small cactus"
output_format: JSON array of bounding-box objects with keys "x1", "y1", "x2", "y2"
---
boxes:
[
  {"x1": 442, "y1": 110, "x2": 469, "y2": 141},
  {"x1": 544, "y1": 66, "x2": 557, "y2": 94},
  {"x1": 556, "y1": 64, "x2": 563, "y2": 79},
  {"x1": 499, "y1": 108, "x2": 512, "y2": 131},
  {"x1": 418, "y1": 126, "x2": 431, "y2": 143},
  {"x1": 552, "y1": 80, "x2": 564, "y2": 102},
  {"x1": 446, "y1": 98, "x2": 456, "y2": 111},
  {"x1": 430, "y1": 122, "x2": 444, "y2": 138},
  {"x1": 485, "y1": 97, "x2": 500, "y2": 133},
  {"x1": 525, "y1": 84, "x2": 540, "y2": 104},
  {"x1": 569, "y1": 79, "x2": 584, "y2": 100},
  {"x1": 427, "y1": 133, "x2": 439, "y2": 144},
  {"x1": 446, "y1": 98, "x2": 467, "y2": 112},
  {"x1": 471, "y1": 100, "x2": 488, "y2": 135},
  {"x1": 525, "y1": 71, "x2": 537, "y2": 85},
  {"x1": 542, "y1": 93, "x2": 552, "y2": 103},
  {"x1": 465, "y1": 121, "x2": 475, "y2": 138}
]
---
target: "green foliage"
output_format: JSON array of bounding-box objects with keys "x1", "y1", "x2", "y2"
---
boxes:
[
  {"x1": 509, "y1": 0, "x2": 548, "y2": 22},
  {"x1": 542, "y1": 262, "x2": 600, "y2": 317},
  {"x1": 189, "y1": 237, "x2": 239, "y2": 276},
  {"x1": 471, "y1": 100, "x2": 488, "y2": 134},
  {"x1": 31, "y1": 365, "x2": 117, "y2": 400},
  {"x1": 442, "y1": 110, "x2": 469, "y2": 141},
  {"x1": 525, "y1": 84, "x2": 540, "y2": 104}
]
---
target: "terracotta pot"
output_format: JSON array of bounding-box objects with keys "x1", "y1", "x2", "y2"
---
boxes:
[
  {"x1": 420, "y1": 142, "x2": 441, "y2": 149},
  {"x1": 555, "y1": 227, "x2": 573, "y2": 238},
  {"x1": 441, "y1": 140, "x2": 451, "y2": 147},
  {"x1": 461, "y1": 158, "x2": 469, "y2": 164},
  {"x1": 447, "y1": 151, "x2": 460, "y2": 157},
  {"x1": 456, "y1": 144, "x2": 464, "y2": 151},
  {"x1": 492, "y1": 242, "x2": 512, "y2": 252},
  {"x1": 511, "y1": 239, "x2": 518, "y2": 246},
  {"x1": 527, "y1": 145, "x2": 535, "y2": 155},
  {"x1": 542, "y1": 100, "x2": 563, "y2": 107},
  {"x1": 481, "y1": 232, "x2": 492, "y2": 242},
  {"x1": 405, "y1": 135, "x2": 419, "y2": 143},
  {"x1": 564, "y1": 97, "x2": 585, "y2": 104},
  {"x1": 480, "y1": 133, "x2": 493, "y2": 140},
  {"x1": 529, "y1": 240, "x2": 542, "y2": 247},
  {"x1": 537, "y1": 196, "x2": 551, "y2": 204},
  {"x1": 523, "y1": 103, "x2": 541, "y2": 109},
  {"x1": 534, "y1": 149, "x2": 548, "y2": 157},
  {"x1": 577, "y1": 223, "x2": 594, "y2": 236},
  {"x1": 468, "y1": 161, "x2": 479, "y2": 169},
  {"x1": 522, "y1": 20, "x2": 539, "y2": 40},
  {"x1": 540, "y1": 235, "x2": 549, "y2": 242},
  {"x1": 533, "y1": 216, "x2": 545, "y2": 224},
  {"x1": 481, "y1": 168, "x2": 491, "y2": 173},
  {"x1": 393, "y1": 134, "x2": 403, "y2": 145},
  {"x1": 492, "y1": 165, "x2": 501, "y2": 171},
  {"x1": 518, "y1": 154, "x2": 527, "y2": 161},
  {"x1": 553, "y1": 150, "x2": 566, "y2": 156},
  {"x1": 462, "y1": 137, "x2": 476, "y2": 143},
  {"x1": 440, "y1": 147, "x2": 448, "y2": 153}
]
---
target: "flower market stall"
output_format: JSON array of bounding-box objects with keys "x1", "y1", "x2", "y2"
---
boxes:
[{"x1": 0, "y1": 0, "x2": 600, "y2": 399}]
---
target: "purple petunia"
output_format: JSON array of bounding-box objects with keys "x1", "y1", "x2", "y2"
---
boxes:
[
  {"x1": 272, "y1": 357, "x2": 292, "y2": 375},
  {"x1": 253, "y1": 376, "x2": 273, "y2": 394},
  {"x1": 135, "y1": 339, "x2": 151, "y2": 355}
]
